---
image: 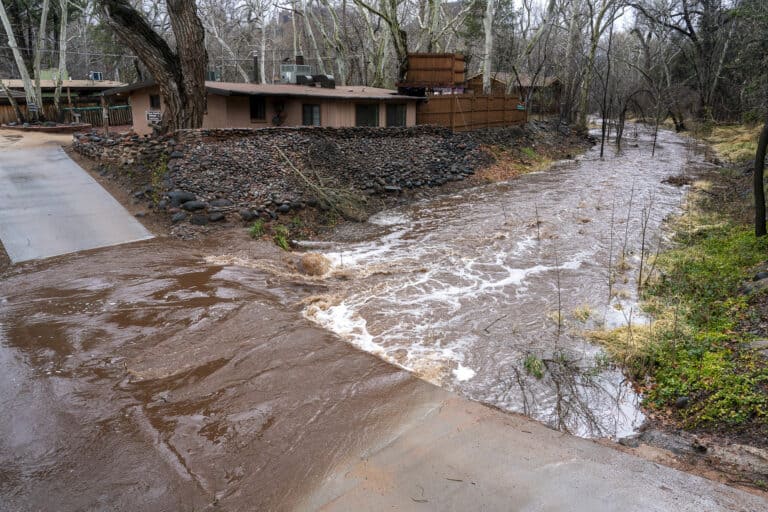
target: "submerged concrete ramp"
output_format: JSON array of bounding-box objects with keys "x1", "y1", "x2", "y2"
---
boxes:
[{"x1": 0, "y1": 146, "x2": 152, "y2": 263}]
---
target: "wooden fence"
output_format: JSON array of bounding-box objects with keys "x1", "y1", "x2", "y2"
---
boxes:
[
  {"x1": 0, "y1": 103, "x2": 132, "y2": 127},
  {"x1": 416, "y1": 94, "x2": 527, "y2": 131}
]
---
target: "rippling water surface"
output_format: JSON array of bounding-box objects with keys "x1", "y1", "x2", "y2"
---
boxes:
[{"x1": 303, "y1": 126, "x2": 709, "y2": 437}]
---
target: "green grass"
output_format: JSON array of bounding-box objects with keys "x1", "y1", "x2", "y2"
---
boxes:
[
  {"x1": 639, "y1": 226, "x2": 768, "y2": 426},
  {"x1": 521, "y1": 146, "x2": 537, "y2": 160},
  {"x1": 273, "y1": 225, "x2": 290, "y2": 250},
  {"x1": 596, "y1": 223, "x2": 768, "y2": 428},
  {"x1": 249, "y1": 219, "x2": 266, "y2": 238},
  {"x1": 523, "y1": 353, "x2": 545, "y2": 379}
]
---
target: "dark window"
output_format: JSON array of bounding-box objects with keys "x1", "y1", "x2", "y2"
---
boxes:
[
  {"x1": 149, "y1": 94, "x2": 161, "y2": 109},
  {"x1": 386, "y1": 104, "x2": 407, "y2": 127},
  {"x1": 355, "y1": 104, "x2": 379, "y2": 127},
  {"x1": 302, "y1": 104, "x2": 321, "y2": 126},
  {"x1": 250, "y1": 96, "x2": 266, "y2": 121}
]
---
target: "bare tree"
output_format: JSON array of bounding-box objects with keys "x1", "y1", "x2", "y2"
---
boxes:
[
  {"x1": 0, "y1": 0, "x2": 37, "y2": 118},
  {"x1": 481, "y1": 0, "x2": 496, "y2": 94},
  {"x1": 98, "y1": 0, "x2": 208, "y2": 132},
  {"x1": 353, "y1": 0, "x2": 409, "y2": 83},
  {"x1": 576, "y1": 0, "x2": 624, "y2": 132},
  {"x1": 54, "y1": 0, "x2": 70, "y2": 119}
]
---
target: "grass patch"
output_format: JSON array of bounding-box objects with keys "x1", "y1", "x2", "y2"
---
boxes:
[
  {"x1": 273, "y1": 224, "x2": 291, "y2": 250},
  {"x1": 249, "y1": 219, "x2": 266, "y2": 239},
  {"x1": 523, "y1": 353, "x2": 545, "y2": 379},
  {"x1": 591, "y1": 220, "x2": 768, "y2": 429},
  {"x1": 702, "y1": 124, "x2": 760, "y2": 163},
  {"x1": 571, "y1": 304, "x2": 592, "y2": 322}
]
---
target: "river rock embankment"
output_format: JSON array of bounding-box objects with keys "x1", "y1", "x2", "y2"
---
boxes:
[{"x1": 72, "y1": 123, "x2": 570, "y2": 226}]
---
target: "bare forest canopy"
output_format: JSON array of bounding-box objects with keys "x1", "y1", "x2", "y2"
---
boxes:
[{"x1": 1, "y1": 0, "x2": 767, "y2": 130}]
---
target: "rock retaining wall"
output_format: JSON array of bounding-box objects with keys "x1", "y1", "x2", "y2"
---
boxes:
[{"x1": 73, "y1": 125, "x2": 503, "y2": 225}]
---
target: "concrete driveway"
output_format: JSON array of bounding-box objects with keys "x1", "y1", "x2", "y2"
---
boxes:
[{"x1": 0, "y1": 144, "x2": 152, "y2": 263}]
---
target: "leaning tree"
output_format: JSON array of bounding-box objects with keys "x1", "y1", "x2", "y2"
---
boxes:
[{"x1": 98, "y1": 0, "x2": 207, "y2": 132}]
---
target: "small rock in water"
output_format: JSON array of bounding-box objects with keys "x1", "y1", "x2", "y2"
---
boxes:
[
  {"x1": 190, "y1": 214, "x2": 209, "y2": 226},
  {"x1": 208, "y1": 212, "x2": 225, "y2": 222},
  {"x1": 210, "y1": 198, "x2": 232, "y2": 207}
]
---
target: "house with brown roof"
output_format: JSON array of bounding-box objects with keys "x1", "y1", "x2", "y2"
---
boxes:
[{"x1": 104, "y1": 81, "x2": 422, "y2": 135}]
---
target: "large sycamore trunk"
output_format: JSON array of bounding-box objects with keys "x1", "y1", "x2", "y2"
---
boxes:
[{"x1": 99, "y1": 0, "x2": 207, "y2": 133}]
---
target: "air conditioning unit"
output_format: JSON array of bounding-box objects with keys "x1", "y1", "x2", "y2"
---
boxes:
[
  {"x1": 89, "y1": 71, "x2": 103, "y2": 81},
  {"x1": 280, "y1": 64, "x2": 312, "y2": 84}
]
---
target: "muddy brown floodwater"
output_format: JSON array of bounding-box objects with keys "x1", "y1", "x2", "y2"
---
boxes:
[
  {"x1": 0, "y1": 239, "x2": 443, "y2": 511},
  {"x1": 0, "y1": 125, "x2": 725, "y2": 510}
]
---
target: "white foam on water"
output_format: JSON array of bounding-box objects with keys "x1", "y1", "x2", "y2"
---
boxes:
[
  {"x1": 308, "y1": 302, "x2": 385, "y2": 357},
  {"x1": 325, "y1": 227, "x2": 411, "y2": 268},
  {"x1": 368, "y1": 211, "x2": 410, "y2": 226},
  {"x1": 453, "y1": 364, "x2": 476, "y2": 382}
]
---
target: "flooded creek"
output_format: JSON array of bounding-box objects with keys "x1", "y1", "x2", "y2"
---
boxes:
[
  {"x1": 302, "y1": 125, "x2": 708, "y2": 437},
  {"x1": 0, "y1": 125, "x2": 714, "y2": 509}
]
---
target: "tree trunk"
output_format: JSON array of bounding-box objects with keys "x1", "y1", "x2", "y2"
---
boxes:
[
  {"x1": 754, "y1": 116, "x2": 768, "y2": 237},
  {"x1": 98, "y1": 0, "x2": 207, "y2": 133},
  {"x1": 34, "y1": 0, "x2": 51, "y2": 120},
  {"x1": 260, "y1": 15, "x2": 267, "y2": 84},
  {"x1": 1, "y1": 81, "x2": 24, "y2": 123},
  {"x1": 482, "y1": 0, "x2": 495, "y2": 94},
  {"x1": 0, "y1": 1, "x2": 37, "y2": 110},
  {"x1": 54, "y1": 0, "x2": 69, "y2": 121}
]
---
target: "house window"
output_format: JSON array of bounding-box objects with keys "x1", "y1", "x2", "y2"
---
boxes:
[
  {"x1": 149, "y1": 94, "x2": 161, "y2": 110},
  {"x1": 386, "y1": 104, "x2": 407, "y2": 127},
  {"x1": 355, "y1": 104, "x2": 379, "y2": 127},
  {"x1": 302, "y1": 104, "x2": 321, "y2": 126},
  {"x1": 250, "y1": 96, "x2": 266, "y2": 121}
]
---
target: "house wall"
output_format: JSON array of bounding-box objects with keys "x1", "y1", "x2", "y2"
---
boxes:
[
  {"x1": 126, "y1": 89, "x2": 417, "y2": 134},
  {"x1": 128, "y1": 87, "x2": 159, "y2": 135}
]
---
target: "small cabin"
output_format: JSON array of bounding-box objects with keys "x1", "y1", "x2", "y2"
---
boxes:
[{"x1": 104, "y1": 81, "x2": 421, "y2": 135}]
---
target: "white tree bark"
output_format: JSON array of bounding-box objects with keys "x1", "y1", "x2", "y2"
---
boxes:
[
  {"x1": 482, "y1": 0, "x2": 496, "y2": 94},
  {"x1": 0, "y1": 0, "x2": 37, "y2": 114},
  {"x1": 54, "y1": 0, "x2": 70, "y2": 117},
  {"x1": 301, "y1": 0, "x2": 327, "y2": 74},
  {"x1": 34, "y1": 0, "x2": 52, "y2": 117},
  {"x1": 260, "y1": 11, "x2": 267, "y2": 83}
]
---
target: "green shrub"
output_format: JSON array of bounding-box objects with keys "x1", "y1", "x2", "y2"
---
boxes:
[
  {"x1": 273, "y1": 225, "x2": 290, "y2": 250},
  {"x1": 249, "y1": 219, "x2": 266, "y2": 238}
]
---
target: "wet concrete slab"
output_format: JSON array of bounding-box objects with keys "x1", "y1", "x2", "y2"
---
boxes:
[
  {"x1": 0, "y1": 146, "x2": 152, "y2": 263},
  {"x1": 303, "y1": 394, "x2": 767, "y2": 511}
]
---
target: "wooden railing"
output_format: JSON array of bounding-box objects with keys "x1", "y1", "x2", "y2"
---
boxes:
[
  {"x1": 416, "y1": 94, "x2": 527, "y2": 131},
  {"x1": 0, "y1": 103, "x2": 132, "y2": 127}
]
